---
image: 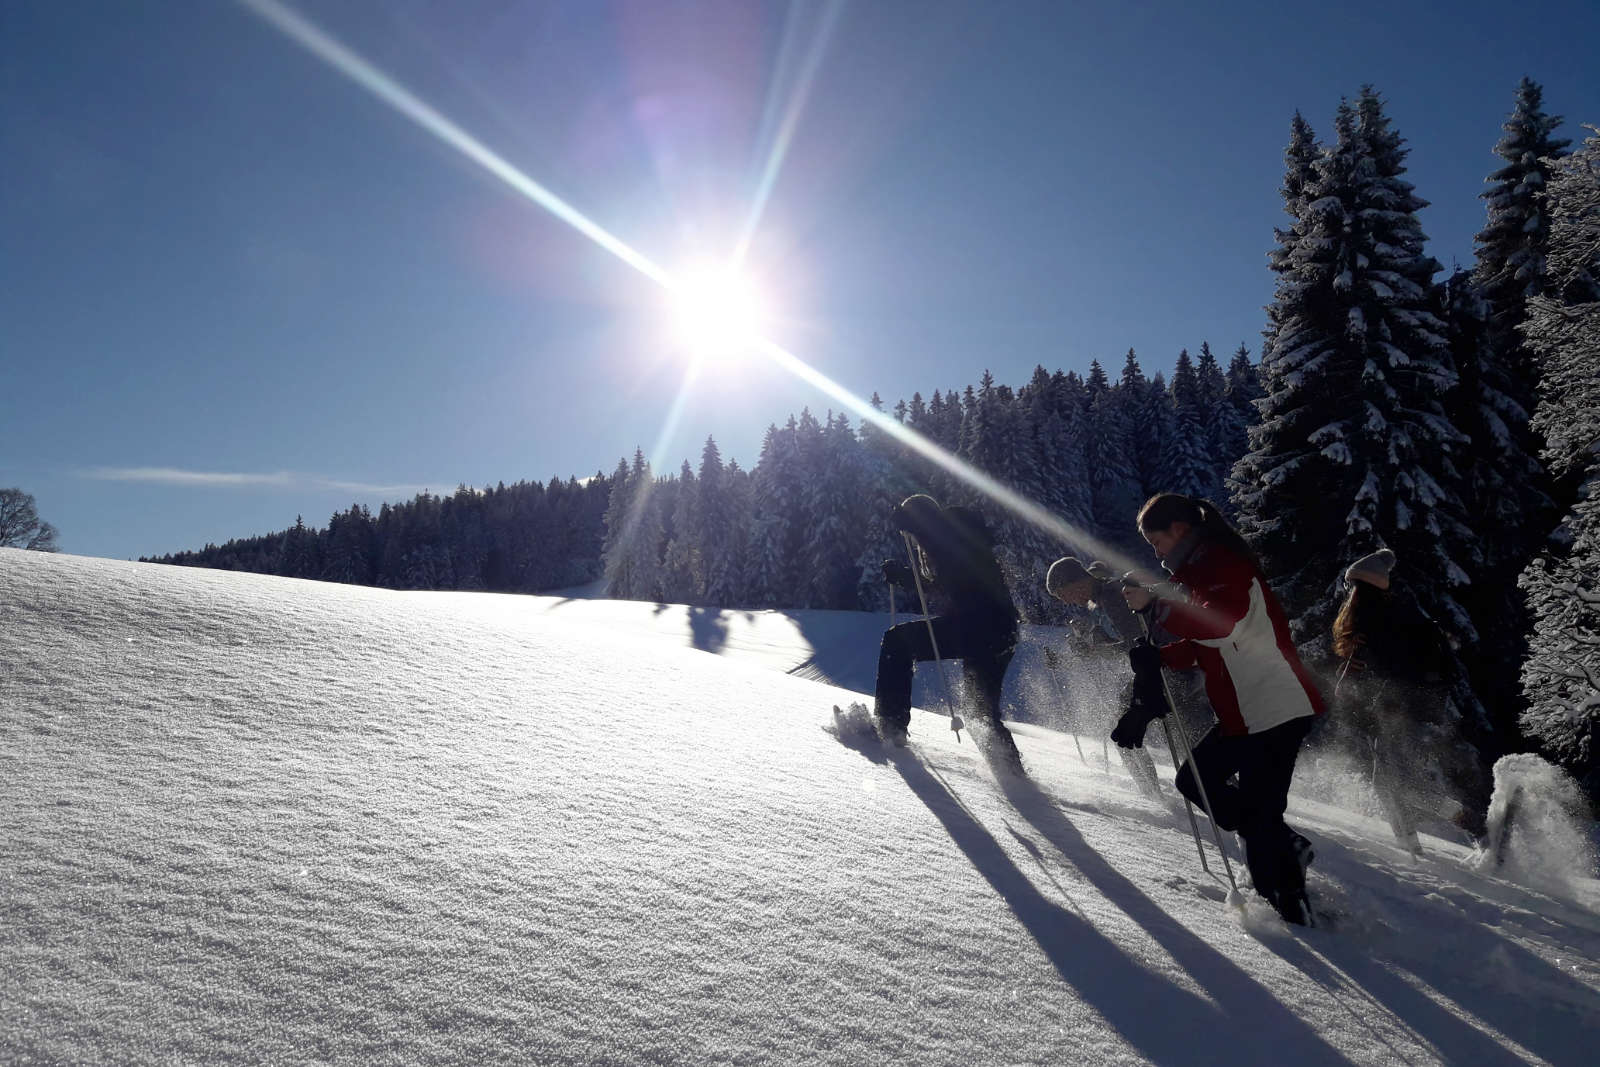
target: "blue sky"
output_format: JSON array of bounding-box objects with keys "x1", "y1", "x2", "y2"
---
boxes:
[{"x1": 3, "y1": 0, "x2": 1596, "y2": 560}]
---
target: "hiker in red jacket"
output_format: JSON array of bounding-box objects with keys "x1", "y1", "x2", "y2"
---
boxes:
[{"x1": 1119, "y1": 493, "x2": 1326, "y2": 924}]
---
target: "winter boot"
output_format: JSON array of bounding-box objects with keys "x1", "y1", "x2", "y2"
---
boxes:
[
  {"x1": 1275, "y1": 887, "x2": 1313, "y2": 927},
  {"x1": 876, "y1": 715, "x2": 909, "y2": 748},
  {"x1": 1290, "y1": 831, "x2": 1315, "y2": 879}
]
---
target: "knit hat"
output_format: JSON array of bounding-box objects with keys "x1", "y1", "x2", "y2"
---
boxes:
[
  {"x1": 1045, "y1": 557, "x2": 1091, "y2": 596},
  {"x1": 1344, "y1": 548, "x2": 1396, "y2": 590},
  {"x1": 892, "y1": 494, "x2": 941, "y2": 536}
]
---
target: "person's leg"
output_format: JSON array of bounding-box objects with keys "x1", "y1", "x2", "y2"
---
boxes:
[
  {"x1": 875, "y1": 616, "x2": 977, "y2": 735},
  {"x1": 874, "y1": 621, "x2": 936, "y2": 734},
  {"x1": 1175, "y1": 725, "x2": 1247, "y2": 831},
  {"x1": 1235, "y1": 716, "x2": 1314, "y2": 917},
  {"x1": 961, "y1": 634, "x2": 1021, "y2": 770}
]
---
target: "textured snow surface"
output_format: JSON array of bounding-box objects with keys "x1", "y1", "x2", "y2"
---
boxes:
[{"x1": 3, "y1": 549, "x2": 1599, "y2": 1065}]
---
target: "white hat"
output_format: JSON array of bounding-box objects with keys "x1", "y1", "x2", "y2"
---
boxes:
[{"x1": 1345, "y1": 548, "x2": 1396, "y2": 590}]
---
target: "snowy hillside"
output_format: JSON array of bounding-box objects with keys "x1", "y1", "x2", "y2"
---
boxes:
[{"x1": 3, "y1": 549, "x2": 1598, "y2": 1066}]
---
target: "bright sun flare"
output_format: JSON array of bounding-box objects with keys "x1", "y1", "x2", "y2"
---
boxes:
[{"x1": 669, "y1": 265, "x2": 769, "y2": 362}]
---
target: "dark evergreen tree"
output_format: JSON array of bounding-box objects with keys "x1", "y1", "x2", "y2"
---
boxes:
[
  {"x1": 600, "y1": 455, "x2": 638, "y2": 598},
  {"x1": 1264, "y1": 113, "x2": 1323, "y2": 355},
  {"x1": 1163, "y1": 349, "x2": 1212, "y2": 500},
  {"x1": 1474, "y1": 78, "x2": 1571, "y2": 404},
  {"x1": 1117, "y1": 350, "x2": 1163, "y2": 497},
  {"x1": 1195, "y1": 342, "x2": 1230, "y2": 502},
  {"x1": 805, "y1": 413, "x2": 866, "y2": 608},
  {"x1": 1234, "y1": 92, "x2": 1477, "y2": 658},
  {"x1": 662, "y1": 460, "x2": 700, "y2": 603},
  {"x1": 279, "y1": 515, "x2": 319, "y2": 579},
  {"x1": 1220, "y1": 343, "x2": 1262, "y2": 497},
  {"x1": 746, "y1": 420, "x2": 803, "y2": 607}
]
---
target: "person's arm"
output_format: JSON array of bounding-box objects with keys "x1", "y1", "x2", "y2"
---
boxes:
[
  {"x1": 1159, "y1": 639, "x2": 1199, "y2": 671},
  {"x1": 1152, "y1": 552, "x2": 1253, "y2": 643}
]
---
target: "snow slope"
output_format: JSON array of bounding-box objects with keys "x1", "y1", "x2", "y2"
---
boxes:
[{"x1": 3, "y1": 549, "x2": 1598, "y2": 1065}]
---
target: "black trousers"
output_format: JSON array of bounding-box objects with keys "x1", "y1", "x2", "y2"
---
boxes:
[
  {"x1": 1175, "y1": 715, "x2": 1314, "y2": 901},
  {"x1": 875, "y1": 614, "x2": 1018, "y2": 756}
]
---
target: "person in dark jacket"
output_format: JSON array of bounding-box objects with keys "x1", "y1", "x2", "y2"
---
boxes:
[
  {"x1": 1119, "y1": 493, "x2": 1326, "y2": 924},
  {"x1": 876, "y1": 494, "x2": 1022, "y2": 772},
  {"x1": 1046, "y1": 556, "x2": 1163, "y2": 799},
  {"x1": 1332, "y1": 548, "x2": 1484, "y2": 852}
]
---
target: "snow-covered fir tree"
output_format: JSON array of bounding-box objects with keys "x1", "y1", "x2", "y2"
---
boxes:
[
  {"x1": 1234, "y1": 90, "x2": 1478, "y2": 657},
  {"x1": 601, "y1": 449, "x2": 666, "y2": 602},
  {"x1": 1136, "y1": 371, "x2": 1176, "y2": 502},
  {"x1": 1116, "y1": 351, "x2": 1162, "y2": 498},
  {"x1": 1163, "y1": 349, "x2": 1212, "y2": 500},
  {"x1": 1217, "y1": 344, "x2": 1262, "y2": 517},
  {"x1": 1460, "y1": 77, "x2": 1570, "y2": 581},
  {"x1": 601, "y1": 456, "x2": 638, "y2": 597},
  {"x1": 695, "y1": 438, "x2": 743, "y2": 608},
  {"x1": 805, "y1": 413, "x2": 866, "y2": 609},
  {"x1": 1046, "y1": 370, "x2": 1095, "y2": 534},
  {"x1": 745, "y1": 420, "x2": 805, "y2": 608},
  {"x1": 1475, "y1": 78, "x2": 1571, "y2": 401},
  {"x1": 661, "y1": 460, "x2": 700, "y2": 604},
  {"x1": 1518, "y1": 126, "x2": 1600, "y2": 798},
  {"x1": 1195, "y1": 342, "x2": 1230, "y2": 503},
  {"x1": 1085, "y1": 360, "x2": 1142, "y2": 552},
  {"x1": 1263, "y1": 113, "x2": 1323, "y2": 356}
]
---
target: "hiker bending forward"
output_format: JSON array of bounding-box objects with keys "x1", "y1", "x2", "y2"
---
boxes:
[
  {"x1": 1119, "y1": 493, "x2": 1326, "y2": 924},
  {"x1": 875, "y1": 494, "x2": 1022, "y2": 772}
]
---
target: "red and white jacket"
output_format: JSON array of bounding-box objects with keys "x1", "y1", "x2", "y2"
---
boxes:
[{"x1": 1152, "y1": 539, "x2": 1326, "y2": 736}]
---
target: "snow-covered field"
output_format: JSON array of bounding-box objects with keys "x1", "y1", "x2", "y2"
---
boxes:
[{"x1": 3, "y1": 548, "x2": 1598, "y2": 1065}]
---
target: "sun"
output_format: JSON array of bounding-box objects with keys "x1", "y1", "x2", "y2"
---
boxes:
[{"x1": 668, "y1": 264, "x2": 770, "y2": 362}]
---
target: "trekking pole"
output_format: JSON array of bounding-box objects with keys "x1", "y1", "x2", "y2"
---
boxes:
[
  {"x1": 1133, "y1": 600, "x2": 1238, "y2": 893},
  {"x1": 903, "y1": 532, "x2": 964, "y2": 742}
]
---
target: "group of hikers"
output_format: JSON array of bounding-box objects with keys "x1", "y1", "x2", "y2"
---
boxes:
[{"x1": 871, "y1": 491, "x2": 1467, "y2": 926}]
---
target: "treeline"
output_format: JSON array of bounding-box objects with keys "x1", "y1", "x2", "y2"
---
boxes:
[
  {"x1": 601, "y1": 347, "x2": 1259, "y2": 623},
  {"x1": 143, "y1": 475, "x2": 614, "y2": 593}
]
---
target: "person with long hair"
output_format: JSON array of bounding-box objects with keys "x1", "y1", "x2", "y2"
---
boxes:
[
  {"x1": 1332, "y1": 549, "x2": 1479, "y2": 852},
  {"x1": 875, "y1": 494, "x2": 1023, "y2": 773},
  {"x1": 1119, "y1": 493, "x2": 1326, "y2": 924}
]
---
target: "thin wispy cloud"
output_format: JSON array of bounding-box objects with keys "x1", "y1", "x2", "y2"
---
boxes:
[{"x1": 80, "y1": 466, "x2": 435, "y2": 497}]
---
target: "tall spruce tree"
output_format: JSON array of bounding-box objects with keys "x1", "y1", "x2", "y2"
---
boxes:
[
  {"x1": 1475, "y1": 78, "x2": 1571, "y2": 399},
  {"x1": 1458, "y1": 81, "x2": 1569, "y2": 713},
  {"x1": 1517, "y1": 126, "x2": 1600, "y2": 797},
  {"x1": 1264, "y1": 113, "x2": 1323, "y2": 355},
  {"x1": 1046, "y1": 369, "x2": 1095, "y2": 541},
  {"x1": 746, "y1": 420, "x2": 804, "y2": 607},
  {"x1": 601, "y1": 456, "x2": 637, "y2": 597},
  {"x1": 1084, "y1": 360, "x2": 1142, "y2": 551},
  {"x1": 1117, "y1": 351, "x2": 1162, "y2": 497},
  {"x1": 661, "y1": 460, "x2": 700, "y2": 603},
  {"x1": 805, "y1": 413, "x2": 866, "y2": 608},
  {"x1": 1194, "y1": 342, "x2": 1230, "y2": 502},
  {"x1": 1234, "y1": 90, "x2": 1477, "y2": 656},
  {"x1": 1163, "y1": 349, "x2": 1212, "y2": 500}
]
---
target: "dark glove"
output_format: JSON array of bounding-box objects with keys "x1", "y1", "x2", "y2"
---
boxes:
[
  {"x1": 1120, "y1": 662, "x2": 1171, "y2": 748},
  {"x1": 1128, "y1": 638, "x2": 1164, "y2": 678},
  {"x1": 881, "y1": 559, "x2": 913, "y2": 588},
  {"x1": 1111, "y1": 705, "x2": 1155, "y2": 749}
]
